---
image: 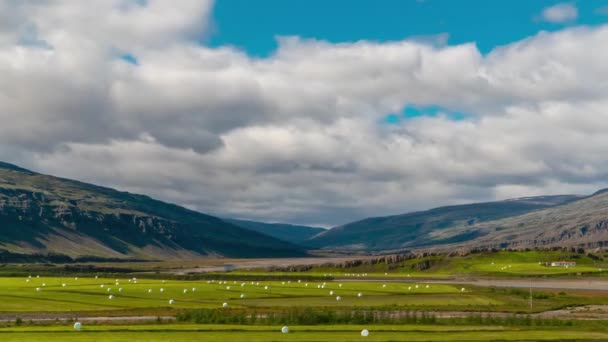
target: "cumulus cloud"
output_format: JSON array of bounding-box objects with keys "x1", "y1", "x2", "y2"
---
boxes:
[
  {"x1": 1, "y1": 1, "x2": 608, "y2": 226},
  {"x1": 539, "y1": 3, "x2": 578, "y2": 23}
]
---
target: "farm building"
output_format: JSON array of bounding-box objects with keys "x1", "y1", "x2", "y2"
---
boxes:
[{"x1": 548, "y1": 261, "x2": 576, "y2": 267}]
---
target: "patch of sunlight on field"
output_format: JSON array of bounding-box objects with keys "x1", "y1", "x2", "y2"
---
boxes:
[{"x1": 474, "y1": 262, "x2": 599, "y2": 275}]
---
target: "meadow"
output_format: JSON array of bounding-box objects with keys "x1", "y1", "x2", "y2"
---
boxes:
[
  {"x1": 0, "y1": 276, "x2": 491, "y2": 313},
  {"x1": 277, "y1": 250, "x2": 608, "y2": 278},
  {"x1": 1, "y1": 250, "x2": 608, "y2": 341},
  {"x1": 2, "y1": 324, "x2": 608, "y2": 341},
  {"x1": 3, "y1": 250, "x2": 606, "y2": 280},
  {"x1": 3, "y1": 274, "x2": 608, "y2": 315}
]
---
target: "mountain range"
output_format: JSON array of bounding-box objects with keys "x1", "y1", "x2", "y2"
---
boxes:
[
  {"x1": 306, "y1": 195, "x2": 581, "y2": 251},
  {"x1": 0, "y1": 162, "x2": 305, "y2": 259},
  {"x1": 307, "y1": 191, "x2": 608, "y2": 252},
  {"x1": 431, "y1": 189, "x2": 608, "y2": 251},
  {"x1": 1, "y1": 160, "x2": 607, "y2": 259},
  {"x1": 224, "y1": 218, "x2": 325, "y2": 245}
]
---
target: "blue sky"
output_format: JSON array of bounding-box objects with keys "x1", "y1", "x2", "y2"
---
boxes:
[
  {"x1": 384, "y1": 105, "x2": 466, "y2": 125},
  {"x1": 209, "y1": 1, "x2": 607, "y2": 125},
  {"x1": 210, "y1": 0, "x2": 608, "y2": 56}
]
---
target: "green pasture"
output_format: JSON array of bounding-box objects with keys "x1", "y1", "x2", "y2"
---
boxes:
[
  {"x1": 0, "y1": 276, "x2": 487, "y2": 313},
  {"x1": 2, "y1": 251, "x2": 606, "y2": 280},
  {"x1": 2, "y1": 275, "x2": 608, "y2": 315},
  {"x1": 1, "y1": 324, "x2": 608, "y2": 341},
  {"x1": 253, "y1": 251, "x2": 608, "y2": 278}
]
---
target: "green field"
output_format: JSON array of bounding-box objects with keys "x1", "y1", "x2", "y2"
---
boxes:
[
  {"x1": 2, "y1": 251, "x2": 606, "y2": 281},
  {"x1": 1, "y1": 250, "x2": 608, "y2": 341},
  {"x1": 2, "y1": 324, "x2": 608, "y2": 341},
  {"x1": 280, "y1": 251, "x2": 608, "y2": 278},
  {"x1": 2, "y1": 272, "x2": 608, "y2": 315},
  {"x1": 0, "y1": 276, "x2": 495, "y2": 313}
]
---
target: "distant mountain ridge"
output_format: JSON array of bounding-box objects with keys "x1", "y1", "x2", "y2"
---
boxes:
[
  {"x1": 307, "y1": 195, "x2": 582, "y2": 251},
  {"x1": 0, "y1": 162, "x2": 305, "y2": 259},
  {"x1": 0, "y1": 162, "x2": 33, "y2": 174},
  {"x1": 224, "y1": 218, "x2": 325, "y2": 244},
  {"x1": 2, "y1": 161, "x2": 607, "y2": 258},
  {"x1": 435, "y1": 189, "x2": 608, "y2": 251}
]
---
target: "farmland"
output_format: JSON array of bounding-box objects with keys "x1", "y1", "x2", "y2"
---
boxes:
[
  {"x1": 2, "y1": 324, "x2": 608, "y2": 341},
  {"x1": 291, "y1": 250, "x2": 608, "y2": 278},
  {"x1": 1, "y1": 251, "x2": 608, "y2": 341},
  {"x1": 0, "y1": 276, "x2": 495, "y2": 313}
]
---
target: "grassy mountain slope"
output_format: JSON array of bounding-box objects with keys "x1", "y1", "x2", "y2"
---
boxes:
[
  {"x1": 308, "y1": 195, "x2": 579, "y2": 251},
  {"x1": 0, "y1": 162, "x2": 305, "y2": 259},
  {"x1": 434, "y1": 189, "x2": 608, "y2": 251},
  {"x1": 224, "y1": 218, "x2": 325, "y2": 244}
]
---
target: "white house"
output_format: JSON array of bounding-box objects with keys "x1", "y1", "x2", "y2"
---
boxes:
[{"x1": 549, "y1": 261, "x2": 576, "y2": 267}]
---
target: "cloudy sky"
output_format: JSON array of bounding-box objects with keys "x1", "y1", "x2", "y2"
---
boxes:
[{"x1": 2, "y1": 0, "x2": 608, "y2": 227}]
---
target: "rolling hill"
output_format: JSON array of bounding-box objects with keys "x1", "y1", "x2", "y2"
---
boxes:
[
  {"x1": 3, "y1": 159, "x2": 606, "y2": 258},
  {"x1": 0, "y1": 162, "x2": 306, "y2": 259},
  {"x1": 434, "y1": 189, "x2": 608, "y2": 251},
  {"x1": 224, "y1": 218, "x2": 325, "y2": 245},
  {"x1": 307, "y1": 195, "x2": 581, "y2": 251}
]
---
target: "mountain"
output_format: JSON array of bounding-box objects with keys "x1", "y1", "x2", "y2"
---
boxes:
[
  {"x1": 0, "y1": 162, "x2": 306, "y2": 259},
  {"x1": 224, "y1": 218, "x2": 325, "y2": 244},
  {"x1": 433, "y1": 189, "x2": 608, "y2": 251},
  {"x1": 307, "y1": 195, "x2": 580, "y2": 251}
]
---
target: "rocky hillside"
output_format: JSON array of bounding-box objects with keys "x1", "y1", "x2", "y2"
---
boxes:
[
  {"x1": 434, "y1": 189, "x2": 608, "y2": 251},
  {"x1": 0, "y1": 162, "x2": 306, "y2": 259},
  {"x1": 308, "y1": 195, "x2": 580, "y2": 251}
]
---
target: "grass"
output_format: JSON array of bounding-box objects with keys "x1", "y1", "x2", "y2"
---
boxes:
[
  {"x1": 1, "y1": 324, "x2": 608, "y2": 341},
  {"x1": 1, "y1": 250, "x2": 607, "y2": 341},
  {"x1": 0, "y1": 276, "x2": 497, "y2": 313},
  {"x1": 2, "y1": 275, "x2": 608, "y2": 315},
  {"x1": 2, "y1": 250, "x2": 606, "y2": 280},
  {"x1": 240, "y1": 250, "x2": 608, "y2": 278},
  {"x1": 1, "y1": 258, "x2": 608, "y2": 341}
]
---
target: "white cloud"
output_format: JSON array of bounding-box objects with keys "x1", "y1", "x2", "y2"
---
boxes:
[
  {"x1": 540, "y1": 3, "x2": 578, "y2": 23},
  {"x1": 0, "y1": 0, "x2": 213, "y2": 49},
  {"x1": 1, "y1": 1, "x2": 608, "y2": 226}
]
